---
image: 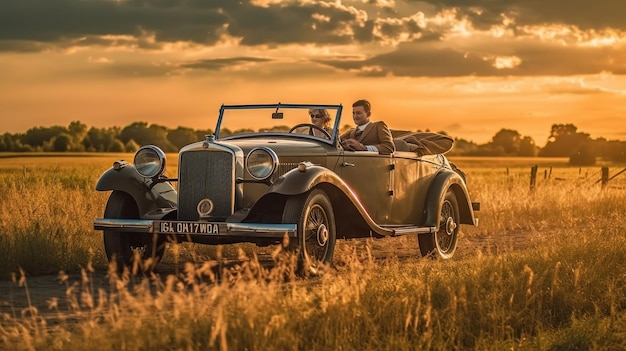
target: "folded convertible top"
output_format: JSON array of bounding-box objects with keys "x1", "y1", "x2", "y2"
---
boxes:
[{"x1": 390, "y1": 130, "x2": 454, "y2": 156}]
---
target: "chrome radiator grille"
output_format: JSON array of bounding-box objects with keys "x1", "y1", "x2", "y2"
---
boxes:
[{"x1": 178, "y1": 150, "x2": 234, "y2": 221}]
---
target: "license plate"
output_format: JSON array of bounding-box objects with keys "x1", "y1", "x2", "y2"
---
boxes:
[{"x1": 158, "y1": 221, "x2": 220, "y2": 235}]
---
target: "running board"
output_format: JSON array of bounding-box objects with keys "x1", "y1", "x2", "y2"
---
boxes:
[{"x1": 379, "y1": 225, "x2": 437, "y2": 236}]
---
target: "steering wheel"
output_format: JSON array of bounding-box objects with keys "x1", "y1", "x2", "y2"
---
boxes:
[{"x1": 288, "y1": 123, "x2": 332, "y2": 140}]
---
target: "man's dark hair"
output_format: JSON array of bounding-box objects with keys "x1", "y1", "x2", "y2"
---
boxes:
[{"x1": 352, "y1": 99, "x2": 371, "y2": 113}]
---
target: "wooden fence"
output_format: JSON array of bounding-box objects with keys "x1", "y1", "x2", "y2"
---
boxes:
[{"x1": 529, "y1": 166, "x2": 626, "y2": 191}]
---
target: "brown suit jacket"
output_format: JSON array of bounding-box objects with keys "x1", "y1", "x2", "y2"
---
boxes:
[{"x1": 340, "y1": 121, "x2": 395, "y2": 155}]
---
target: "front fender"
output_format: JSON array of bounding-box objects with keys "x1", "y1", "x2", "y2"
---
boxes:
[
  {"x1": 423, "y1": 170, "x2": 477, "y2": 229},
  {"x1": 257, "y1": 165, "x2": 395, "y2": 236},
  {"x1": 95, "y1": 164, "x2": 177, "y2": 217},
  {"x1": 265, "y1": 165, "x2": 348, "y2": 196}
]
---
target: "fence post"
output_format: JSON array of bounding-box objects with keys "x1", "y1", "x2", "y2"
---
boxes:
[
  {"x1": 601, "y1": 167, "x2": 609, "y2": 189},
  {"x1": 530, "y1": 165, "x2": 538, "y2": 191}
]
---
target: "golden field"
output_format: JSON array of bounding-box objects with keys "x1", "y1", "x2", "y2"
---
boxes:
[{"x1": 1, "y1": 153, "x2": 626, "y2": 350}]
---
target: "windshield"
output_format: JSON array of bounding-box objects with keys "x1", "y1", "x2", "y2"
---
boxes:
[{"x1": 215, "y1": 104, "x2": 343, "y2": 143}]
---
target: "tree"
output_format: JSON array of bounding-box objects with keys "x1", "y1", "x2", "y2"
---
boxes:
[
  {"x1": 598, "y1": 140, "x2": 626, "y2": 162},
  {"x1": 52, "y1": 133, "x2": 72, "y2": 152},
  {"x1": 518, "y1": 136, "x2": 537, "y2": 156},
  {"x1": 119, "y1": 122, "x2": 177, "y2": 152},
  {"x1": 195, "y1": 128, "x2": 215, "y2": 141},
  {"x1": 168, "y1": 127, "x2": 199, "y2": 149},
  {"x1": 0, "y1": 133, "x2": 31, "y2": 151},
  {"x1": 234, "y1": 128, "x2": 256, "y2": 134},
  {"x1": 67, "y1": 121, "x2": 87, "y2": 151},
  {"x1": 539, "y1": 124, "x2": 591, "y2": 157},
  {"x1": 490, "y1": 129, "x2": 521, "y2": 155},
  {"x1": 83, "y1": 126, "x2": 123, "y2": 152},
  {"x1": 108, "y1": 139, "x2": 125, "y2": 152},
  {"x1": 18, "y1": 122, "x2": 87, "y2": 151},
  {"x1": 125, "y1": 139, "x2": 140, "y2": 153},
  {"x1": 569, "y1": 142, "x2": 596, "y2": 165},
  {"x1": 262, "y1": 125, "x2": 290, "y2": 132},
  {"x1": 119, "y1": 122, "x2": 149, "y2": 145},
  {"x1": 21, "y1": 125, "x2": 67, "y2": 149},
  {"x1": 219, "y1": 128, "x2": 233, "y2": 137},
  {"x1": 447, "y1": 138, "x2": 479, "y2": 156}
]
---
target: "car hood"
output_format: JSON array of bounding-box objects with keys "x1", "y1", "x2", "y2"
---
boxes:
[
  {"x1": 228, "y1": 137, "x2": 335, "y2": 155},
  {"x1": 182, "y1": 136, "x2": 336, "y2": 157}
]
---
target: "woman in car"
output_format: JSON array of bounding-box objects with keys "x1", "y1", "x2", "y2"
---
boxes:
[{"x1": 293, "y1": 108, "x2": 333, "y2": 139}]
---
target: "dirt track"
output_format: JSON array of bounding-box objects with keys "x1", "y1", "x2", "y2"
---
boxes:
[{"x1": 0, "y1": 234, "x2": 532, "y2": 322}]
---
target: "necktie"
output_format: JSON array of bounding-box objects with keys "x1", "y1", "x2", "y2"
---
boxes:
[{"x1": 355, "y1": 128, "x2": 363, "y2": 139}]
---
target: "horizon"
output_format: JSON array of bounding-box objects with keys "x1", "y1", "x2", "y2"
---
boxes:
[
  {"x1": 1, "y1": 1, "x2": 625, "y2": 145},
  {"x1": 1, "y1": 115, "x2": 621, "y2": 148}
]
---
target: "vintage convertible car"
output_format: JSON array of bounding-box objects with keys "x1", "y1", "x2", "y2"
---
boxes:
[{"x1": 93, "y1": 103, "x2": 479, "y2": 273}]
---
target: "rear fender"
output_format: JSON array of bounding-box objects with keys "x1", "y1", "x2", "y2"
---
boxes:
[
  {"x1": 423, "y1": 170, "x2": 477, "y2": 229},
  {"x1": 95, "y1": 164, "x2": 177, "y2": 217}
]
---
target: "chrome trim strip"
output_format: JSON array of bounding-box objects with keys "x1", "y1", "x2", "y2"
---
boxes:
[
  {"x1": 94, "y1": 218, "x2": 297, "y2": 237},
  {"x1": 94, "y1": 218, "x2": 155, "y2": 232},
  {"x1": 382, "y1": 226, "x2": 437, "y2": 236}
]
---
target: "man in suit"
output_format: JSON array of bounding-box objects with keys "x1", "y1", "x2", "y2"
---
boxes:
[{"x1": 340, "y1": 99, "x2": 395, "y2": 155}]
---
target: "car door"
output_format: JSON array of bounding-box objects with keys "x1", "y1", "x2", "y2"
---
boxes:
[
  {"x1": 339, "y1": 151, "x2": 393, "y2": 225},
  {"x1": 388, "y1": 151, "x2": 418, "y2": 225},
  {"x1": 389, "y1": 153, "x2": 441, "y2": 225}
]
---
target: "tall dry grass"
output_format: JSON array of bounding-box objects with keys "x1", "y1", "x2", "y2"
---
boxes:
[
  {"x1": 0, "y1": 164, "x2": 109, "y2": 276},
  {"x1": 0, "y1": 154, "x2": 182, "y2": 277},
  {"x1": 1, "y1": 156, "x2": 626, "y2": 350}
]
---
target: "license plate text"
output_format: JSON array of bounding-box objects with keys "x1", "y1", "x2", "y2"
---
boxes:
[{"x1": 159, "y1": 221, "x2": 220, "y2": 234}]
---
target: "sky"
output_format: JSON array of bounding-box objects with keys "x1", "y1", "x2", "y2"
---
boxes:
[{"x1": 1, "y1": 0, "x2": 625, "y2": 145}]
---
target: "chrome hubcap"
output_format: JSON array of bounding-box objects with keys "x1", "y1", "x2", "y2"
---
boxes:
[
  {"x1": 316, "y1": 224, "x2": 328, "y2": 246},
  {"x1": 445, "y1": 217, "x2": 457, "y2": 235}
]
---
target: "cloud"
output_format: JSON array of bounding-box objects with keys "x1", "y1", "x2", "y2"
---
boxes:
[
  {"x1": 0, "y1": 0, "x2": 379, "y2": 49},
  {"x1": 88, "y1": 56, "x2": 113, "y2": 64},
  {"x1": 0, "y1": 0, "x2": 229, "y2": 48},
  {"x1": 1, "y1": 0, "x2": 625, "y2": 78},
  {"x1": 180, "y1": 56, "x2": 272, "y2": 71},
  {"x1": 434, "y1": 0, "x2": 626, "y2": 30},
  {"x1": 540, "y1": 78, "x2": 623, "y2": 96}
]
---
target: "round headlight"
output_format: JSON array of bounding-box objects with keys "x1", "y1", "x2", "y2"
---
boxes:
[
  {"x1": 134, "y1": 145, "x2": 166, "y2": 178},
  {"x1": 246, "y1": 147, "x2": 278, "y2": 180}
]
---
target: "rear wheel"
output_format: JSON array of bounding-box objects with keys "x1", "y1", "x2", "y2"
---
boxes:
[
  {"x1": 282, "y1": 189, "x2": 336, "y2": 276},
  {"x1": 103, "y1": 191, "x2": 165, "y2": 272},
  {"x1": 418, "y1": 189, "x2": 459, "y2": 259}
]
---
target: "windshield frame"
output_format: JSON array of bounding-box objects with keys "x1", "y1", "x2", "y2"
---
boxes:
[{"x1": 214, "y1": 103, "x2": 344, "y2": 145}]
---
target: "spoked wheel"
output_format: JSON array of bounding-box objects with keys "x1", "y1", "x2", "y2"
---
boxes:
[
  {"x1": 282, "y1": 189, "x2": 336, "y2": 276},
  {"x1": 103, "y1": 191, "x2": 166, "y2": 273},
  {"x1": 418, "y1": 189, "x2": 460, "y2": 259}
]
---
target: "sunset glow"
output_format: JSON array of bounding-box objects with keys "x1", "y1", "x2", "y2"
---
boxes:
[{"x1": 1, "y1": 0, "x2": 625, "y2": 144}]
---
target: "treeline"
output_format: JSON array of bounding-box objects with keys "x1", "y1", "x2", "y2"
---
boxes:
[
  {"x1": 0, "y1": 121, "x2": 214, "y2": 153},
  {"x1": 1, "y1": 121, "x2": 625, "y2": 164},
  {"x1": 447, "y1": 123, "x2": 626, "y2": 164}
]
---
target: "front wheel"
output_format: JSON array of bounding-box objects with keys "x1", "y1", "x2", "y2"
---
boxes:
[
  {"x1": 103, "y1": 191, "x2": 166, "y2": 272},
  {"x1": 418, "y1": 189, "x2": 460, "y2": 259},
  {"x1": 282, "y1": 189, "x2": 336, "y2": 276}
]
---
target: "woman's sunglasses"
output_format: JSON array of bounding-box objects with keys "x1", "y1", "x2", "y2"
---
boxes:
[{"x1": 309, "y1": 113, "x2": 323, "y2": 119}]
